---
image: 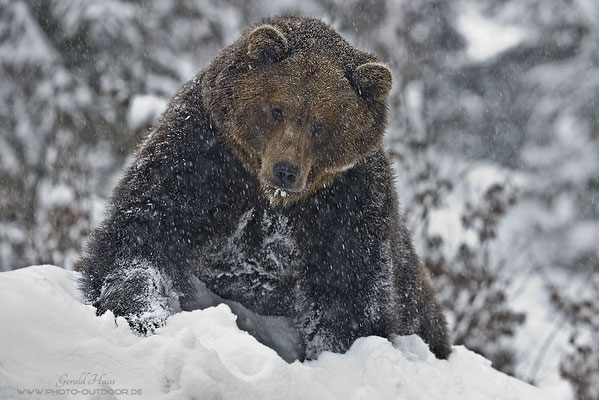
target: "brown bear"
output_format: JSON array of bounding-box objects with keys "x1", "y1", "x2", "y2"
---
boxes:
[{"x1": 79, "y1": 15, "x2": 451, "y2": 361}]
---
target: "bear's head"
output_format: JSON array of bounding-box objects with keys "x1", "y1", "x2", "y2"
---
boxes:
[{"x1": 202, "y1": 17, "x2": 392, "y2": 205}]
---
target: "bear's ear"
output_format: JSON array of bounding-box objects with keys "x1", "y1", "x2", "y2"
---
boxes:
[
  {"x1": 247, "y1": 24, "x2": 289, "y2": 64},
  {"x1": 352, "y1": 62, "x2": 392, "y2": 101}
]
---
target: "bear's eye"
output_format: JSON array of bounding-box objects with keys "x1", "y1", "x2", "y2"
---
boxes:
[
  {"x1": 311, "y1": 122, "x2": 325, "y2": 137},
  {"x1": 271, "y1": 108, "x2": 284, "y2": 122}
]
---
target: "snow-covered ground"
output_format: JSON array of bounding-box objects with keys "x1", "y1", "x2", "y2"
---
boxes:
[{"x1": 0, "y1": 265, "x2": 560, "y2": 400}]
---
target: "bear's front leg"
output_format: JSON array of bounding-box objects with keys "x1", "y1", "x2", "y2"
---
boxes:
[
  {"x1": 294, "y1": 296, "x2": 364, "y2": 359},
  {"x1": 93, "y1": 259, "x2": 179, "y2": 334},
  {"x1": 294, "y1": 273, "x2": 386, "y2": 360},
  {"x1": 292, "y1": 233, "x2": 389, "y2": 360}
]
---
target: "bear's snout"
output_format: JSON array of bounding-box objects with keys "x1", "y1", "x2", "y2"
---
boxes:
[{"x1": 273, "y1": 161, "x2": 300, "y2": 188}]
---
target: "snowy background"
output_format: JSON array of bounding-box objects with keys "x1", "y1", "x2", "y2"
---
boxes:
[{"x1": 0, "y1": 1, "x2": 597, "y2": 399}]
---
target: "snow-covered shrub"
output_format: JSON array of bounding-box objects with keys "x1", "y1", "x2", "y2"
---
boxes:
[
  {"x1": 392, "y1": 141, "x2": 525, "y2": 375},
  {"x1": 551, "y1": 267, "x2": 599, "y2": 400}
]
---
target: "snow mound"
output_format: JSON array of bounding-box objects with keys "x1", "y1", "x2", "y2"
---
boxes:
[{"x1": 0, "y1": 265, "x2": 557, "y2": 400}]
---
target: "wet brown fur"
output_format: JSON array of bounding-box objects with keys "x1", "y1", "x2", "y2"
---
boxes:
[{"x1": 232, "y1": 53, "x2": 381, "y2": 205}]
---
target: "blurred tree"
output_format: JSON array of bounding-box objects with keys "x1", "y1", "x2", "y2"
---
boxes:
[{"x1": 0, "y1": 0, "x2": 241, "y2": 270}]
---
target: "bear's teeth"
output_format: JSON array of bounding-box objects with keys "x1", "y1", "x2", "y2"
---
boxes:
[{"x1": 280, "y1": 190, "x2": 288, "y2": 197}]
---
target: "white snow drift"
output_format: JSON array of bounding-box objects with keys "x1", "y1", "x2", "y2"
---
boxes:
[{"x1": 0, "y1": 265, "x2": 558, "y2": 400}]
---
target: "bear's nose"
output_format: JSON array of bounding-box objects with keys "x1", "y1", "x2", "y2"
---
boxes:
[{"x1": 273, "y1": 162, "x2": 300, "y2": 188}]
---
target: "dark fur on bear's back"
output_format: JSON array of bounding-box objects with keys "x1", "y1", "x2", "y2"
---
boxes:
[{"x1": 79, "y1": 16, "x2": 451, "y2": 361}]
